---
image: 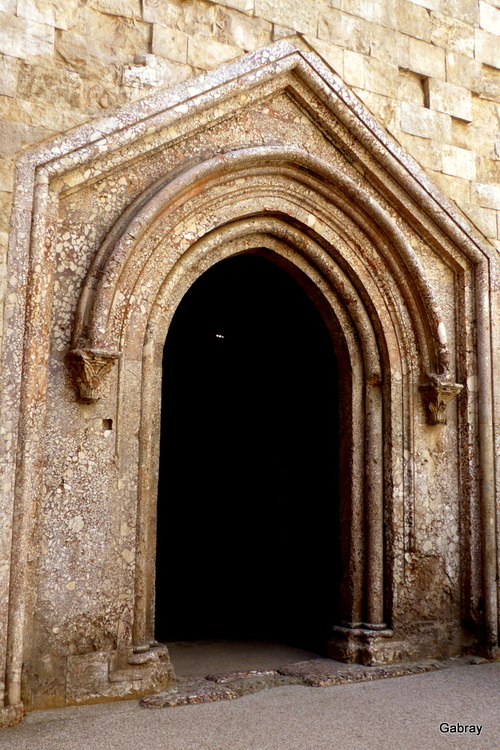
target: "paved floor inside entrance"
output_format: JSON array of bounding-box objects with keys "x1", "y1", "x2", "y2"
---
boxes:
[{"x1": 166, "y1": 639, "x2": 321, "y2": 676}]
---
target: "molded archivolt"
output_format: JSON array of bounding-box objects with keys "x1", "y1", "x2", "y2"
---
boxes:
[{"x1": 1, "y1": 38, "x2": 498, "y2": 724}]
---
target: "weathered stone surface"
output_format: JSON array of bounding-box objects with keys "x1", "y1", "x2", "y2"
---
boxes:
[
  {"x1": 318, "y1": 7, "x2": 371, "y2": 54},
  {"x1": 0, "y1": 54, "x2": 18, "y2": 97},
  {"x1": 254, "y1": 0, "x2": 318, "y2": 35},
  {"x1": 475, "y1": 28, "x2": 500, "y2": 69},
  {"x1": 277, "y1": 659, "x2": 443, "y2": 687},
  {"x1": 445, "y1": 51, "x2": 483, "y2": 93},
  {"x1": 479, "y1": 0, "x2": 500, "y2": 35},
  {"x1": 400, "y1": 101, "x2": 452, "y2": 141},
  {"x1": 0, "y1": 11, "x2": 54, "y2": 58},
  {"x1": 303, "y1": 36, "x2": 344, "y2": 76},
  {"x1": 426, "y1": 78, "x2": 472, "y2": 121},
  {"x1": 397, "y1": 0, "x2": 432, "y2": 41},
  {"x1": 141, "y1": 678, "x2": 238, "y2": 707},
  {"x1": 431, "y1": 11, "x2": 475, "y2": 58},
  {"x1": 88, "y1": 0, "x2": 142, "y2": 19},
  {"x1": 407, "y1": 36, "x2": 446, "y2": 78},
  {"x1": 0, "y1": 0, "x2": 499, "y2": 729},
  {"x1": 152, "y1": 24, "x2": 188, "y2": 64},
  {"x1": 17, "y1": 62, "x2": 82, "y2": 108},
  {"x1": 214, "y1": 6, "x2": 272, "y2": 52},
  {"x1": 187, "y1": 33, "x2": 241, "y2": 68}
]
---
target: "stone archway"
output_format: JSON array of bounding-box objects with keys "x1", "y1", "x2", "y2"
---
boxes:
[
  {"x1": 2, "y1": 39, "x2": 497, "y2": 721},
  {"x1": 155, "y1": 252, "x2": 341, "y2": 652}
]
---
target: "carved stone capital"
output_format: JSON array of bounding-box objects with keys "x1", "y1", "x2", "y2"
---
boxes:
[
  {"x1": 68, "y1": 348, "x2": 120, "y2": 403},
  {"x1": 419, "y1": 374, "x2": 463, "y2": 425}
]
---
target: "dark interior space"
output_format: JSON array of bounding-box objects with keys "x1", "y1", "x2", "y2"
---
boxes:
[{"x1": 155, "y1": 253, "x2": 340, "y2": 654}]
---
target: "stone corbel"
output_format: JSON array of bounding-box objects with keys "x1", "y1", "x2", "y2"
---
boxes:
[
  {"x1": 419, "y1": 374, "x2": 463, "y2": 425},
  {"x1": 68, "y1": 348, "x2": 120, "y2": 403}
]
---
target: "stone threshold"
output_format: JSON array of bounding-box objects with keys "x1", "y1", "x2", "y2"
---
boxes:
[{"x1": 140, "y1": 655, "x2": 488, "y2": 708}]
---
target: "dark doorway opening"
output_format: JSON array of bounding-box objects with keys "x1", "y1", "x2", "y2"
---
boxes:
[{"x1": 155, "y1": 254, "x2": 340, "y2": 654}]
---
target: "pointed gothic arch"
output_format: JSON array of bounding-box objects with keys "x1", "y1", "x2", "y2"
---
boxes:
[{"x1": 1, "y1": 38, "x2": 498, "y2": 719}]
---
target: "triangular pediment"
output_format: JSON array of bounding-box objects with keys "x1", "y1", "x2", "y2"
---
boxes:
[{"x1": 18, "y1": 36, "x2": 491, "y2": 268}]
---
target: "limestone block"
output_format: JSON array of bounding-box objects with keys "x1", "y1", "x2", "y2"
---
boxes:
[
  {"x1": 400, "y1": 101, "x2": 452, "y2": 141},
  {"x1": 364, "y1": 58, "x2": 400, "y2": 98},
  {"x1": 475, "y1": 29, "x2": 500, "y2": 68},
  {"x1": 0, "y1": 11, "x2": 54, "y2": 59},
  {"x1": 54, "y1": 1, "x2": 80, "y2": 31},
  {"x1": 345, "y1": 0, "x2": 397, "y2": 27},
  {"x1": 318, "y1": 7, "x2": 370, "y2": 55},
  {"x1": 398, "y1": 69, "x2": 426, "y2": 106},
  {"x1": 0, "y1": 158, "x2": 14, "y2": 192},
  {"x1": 0, "y1": 0, "x2": 16, "y2": 12},
  {"x1": 208, "y1": 0, "x2": 254, "y2": 13},
  {"x1": 0, "y1": 55, "x2": 18, "y2": 97},
  {"x1": 407, "y1": 37, "x2": 446, "y2": 79},
  {"x1": 17, "y1": 62, "x2": 82, "y2": 108},
  {"x1": 77, "y1": 6, "x2": 150, "y2": 51},
  {"x1": 409, "y1": 0, "x2": 438, "y2": 10},
  {"x1": 16, "y1": 0, "x2": 56, "y2": 27},
  {"x1": 122, "y1": 55, "x2": 192, "y2": 89},
  {"x1": 303, "y1": 36, "x2": 344, "y2": 76},
  {"x1": 397, "y1": 0, "x2": 432, "y2": 41},
  {"x1": 445, "y1": 52, "x2": 483, "y2": 94},
  {"x1": 451, "y1": 120, "x2": 494, "y2": 160},
  {"x1": 425, "y1": 79, "x2": 472, "y2": 121},
  {"x1": 472, "y1": 96, "x2": 500, "y2": 130},
  {"x1": 441, "y1": 144, "x2": 476, "y2": 179},
  {"x1": 0, "y1": 190, "x2": 12, "y2": 232},
  {"x1": 254, "y1": 0, "x2": 318, "y2": 35},
  {"x1": 0, "y1": 120, "x2": 49, "y2": 158},
  {"x1": 152, "y1": 24, "x2": 188, "y2": 64},
  {"x1": 476, "y1": 155, "x2": 500, "y2": 183},
  {"x1": 479, "y1": 1, "x2": 500, "y2": 35},
  {"x1": 438, "y1": 0, "x2": 478, "y2": 24},
  {"x1": 482, "y1": 63, "x2": 500, "y2": 101},
  {"x1": 142, "y1": 0, "x2": 183, "y2": 25},
  {"x1": 398, "y1": 132, "x2": 444, "y2": 170},
  {"x1": 428, "y1": 169, "x2": 471, "y2": 205},
  {"x1": 355, "y1": 89, "x2": 400, "y2": 133},
  {"x1": 369, "y1": 24, "x2": 398, "y2": 65},
  {"x1": 188, "y1": 33, "x2": 241, "y2": 69},
  {"x1": 214, "y1": 6, "x2": 272, "y2": 52},
  {"x1": 273, "y1": 24, "x2": 295, "y2": 40},
  {"x1": 472, "y1": 181, "x2": 500, "y2": 209},
  {"x1": 462, "y1": 203, "x2": 498, "y2": 238},
  {"x1": 88, "y1": 0, "x2": 142, "y2": 19},
  {"x1": 430, "y1": 11, "x2": 475, "y2": 57},
  {"x1": 343, "y1": 49, "x2": 365, "y2": 88}
]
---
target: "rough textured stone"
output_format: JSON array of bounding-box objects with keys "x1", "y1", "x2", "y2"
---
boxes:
[
  {"x1": 0, "y1": 0, "x2": 499, "y2": 730},
  {"x1": 479, "y1": 0, "x2": 500, "y2": 35},
  {"x1": 397, "y1": 0, "x2": 432, "y2": 41},
  {"x1": 441, "y1": 144, "x2": 476, "y2": 179},
  {"x1": 431, "y1": 11, "x2": 475, "y2": 58},
  {"x1": 400, "y1": 100, "x2": 452, "y2": 141},
  {"x1": 0, "y1": 12, "x2": 54, "y2": 58},
  {"x1": 475, "y1": 28, "x2": 500, "y2": 68},
  {"x1": 141, "y1": 678, "x2": 238, "y2": 707},
  {"x1": 254, "y1": 0, "x2": 318, "y2": 35},
  {"x1": 152, "y1": 25, "x2": 188, "y2": 64},
  {"x1": 188, "y1": 33, "x2": 241, "y2": 68},
  {"x1": 407, "y1": 36, "x2": 446, "y2": 78},
  {"x1": 426, "y1": 78, "x2": 472, "y2": 121}
]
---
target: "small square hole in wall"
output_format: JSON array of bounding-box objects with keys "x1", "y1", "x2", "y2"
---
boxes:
[{"x1": 102, "y1": 419, "x2": 113, "y2": 431}]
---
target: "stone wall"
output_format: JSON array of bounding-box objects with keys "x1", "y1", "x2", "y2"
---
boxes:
[
  {"x1": 1, "y1": 0, "x2": 500, "y2": 726},
  {"x1": 1, "y1": 0, "x2": 500, "y2": 346}
]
